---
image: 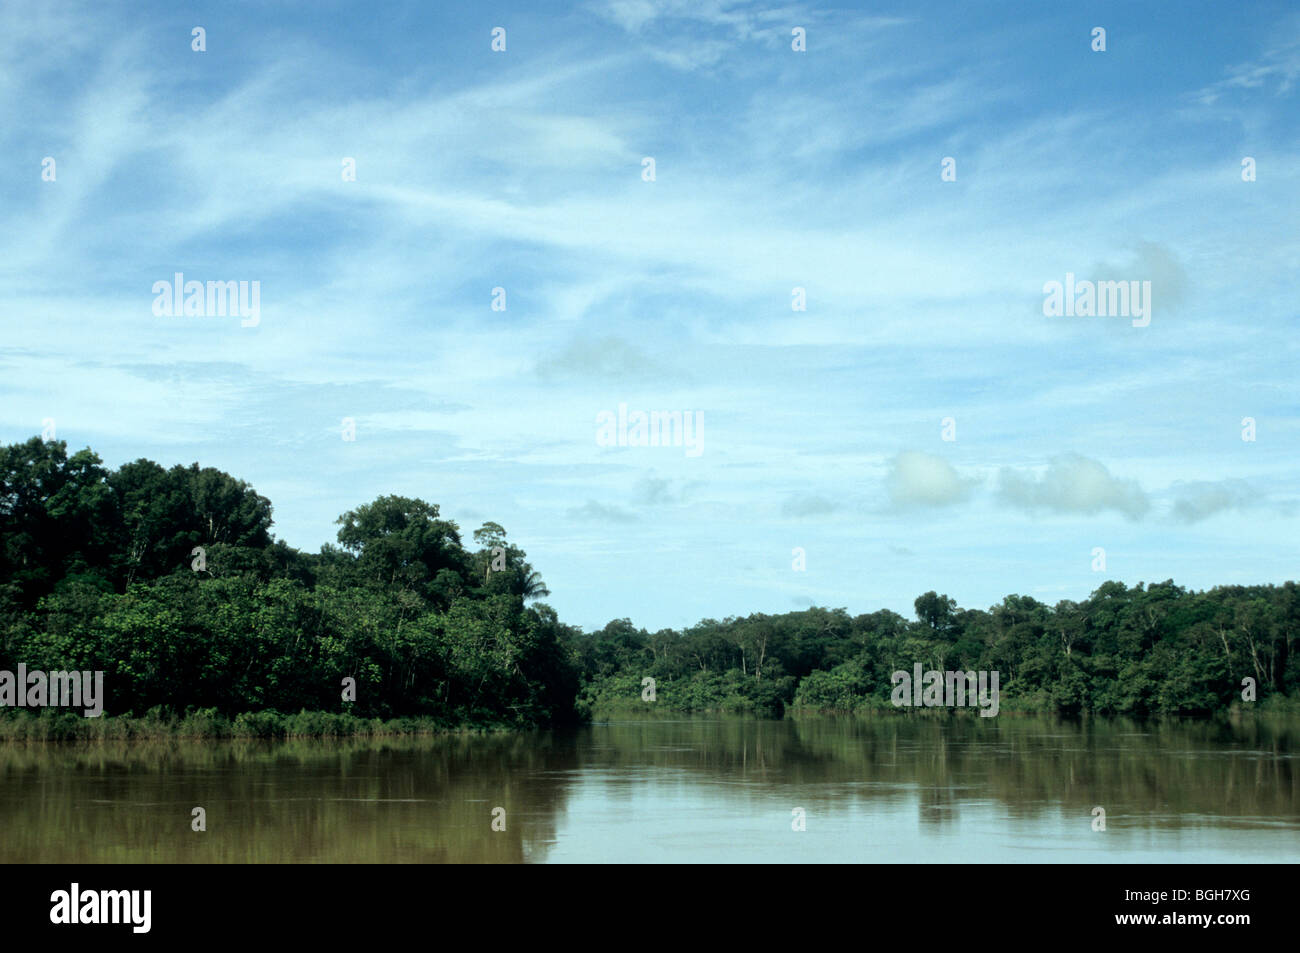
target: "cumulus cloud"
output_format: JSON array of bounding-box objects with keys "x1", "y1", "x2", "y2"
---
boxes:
[
  {"x1": 1169, "y1": 480, "x2": 1259, "y2": 523},
  {"x1": 886, "y1": 451, "x2": 972, "y2": 507},
  {"x1": 998, "y1": 454, "x2": 1149, "y2": 520}
]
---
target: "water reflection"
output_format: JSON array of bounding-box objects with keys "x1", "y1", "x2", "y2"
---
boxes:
[{"x1": 0, "y1": 715, "x2": 1295, "y2": 862}]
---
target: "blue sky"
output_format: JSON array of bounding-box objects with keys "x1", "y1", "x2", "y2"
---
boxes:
[{"x1": 2, "y1": 1, "x2": 1298, "y2": 632}]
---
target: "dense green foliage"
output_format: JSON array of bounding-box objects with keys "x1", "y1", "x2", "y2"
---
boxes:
[
  {"x1": 577, "y1": 585, "x2": 1298, "y2": 717},
  {"x1": 0, "y1": 706, "x2": 500, "y2": 741},
  {"x1": 2, "y1": 437, "x2": 1295, "y2": 733},
  {"x1": 0, "y1": 438, "x2": 580, "y2": 728}
]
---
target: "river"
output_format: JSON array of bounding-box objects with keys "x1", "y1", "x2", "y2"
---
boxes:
[{"x1": 1, "y1": 714, "x2": 1296, "y2": 862}]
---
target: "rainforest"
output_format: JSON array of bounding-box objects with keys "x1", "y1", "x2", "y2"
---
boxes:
[{"x1": 1, "y1": 436, "x2": 1295, "y2": 739}]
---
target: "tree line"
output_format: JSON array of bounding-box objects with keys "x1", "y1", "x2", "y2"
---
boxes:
[
  {"x1": 0, "y1": 437, "x2": 578, "y2": 728},
  {"x1": 578, "y1": 584, "x2": 1297, "y2": 716},
  {"x1": 1, "y1": 436, "x2": 1295, "y2": 732}
]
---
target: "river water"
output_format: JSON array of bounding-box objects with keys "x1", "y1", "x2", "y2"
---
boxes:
[{"x1": 1, "y1": 715, "x2": 1296, "y2": 862}]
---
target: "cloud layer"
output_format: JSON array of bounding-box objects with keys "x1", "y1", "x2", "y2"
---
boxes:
[{"x1": 1, "y1": 0, "x2": 1297, "y2": 630}]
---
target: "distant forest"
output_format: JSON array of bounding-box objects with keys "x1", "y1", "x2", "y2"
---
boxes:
[{"x1": 0, "y1": 437, "x2": 1295, "y2": 735}]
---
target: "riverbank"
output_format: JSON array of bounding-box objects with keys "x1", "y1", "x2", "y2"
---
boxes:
[
  {"x1": 0, "y1": 707, "x2": 523, "y2": 741},
  {"x1": 581, "y1": 668, "x2": 1300, "y2": 719}
]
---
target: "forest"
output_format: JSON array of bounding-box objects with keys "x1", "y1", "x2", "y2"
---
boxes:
[
  {"x1": 0, "y1": 437, "x2": 578, "y2": 733},
  {"x1": 578, "y1": 583, "x2": 1297, "y2": 717},
  {"x1": 0, "y1": 436, "x2": 1295, "y2": 736}
]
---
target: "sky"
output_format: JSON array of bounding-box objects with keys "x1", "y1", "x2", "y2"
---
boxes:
[{"x1": 1, "y1": 0, "x2": 1297, "y2": 633}]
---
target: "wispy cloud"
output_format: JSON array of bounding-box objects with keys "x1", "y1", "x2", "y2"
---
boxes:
[
  {"x1": 567, "y1": 500, "x2": 640, "y2": 524},
  {"x1": 1193, "y1": 24, "x2": 1300, "y2": 104},
  {"x1": 2, "y1": 0, "x2": 1296, "y2": 631},
  {"x1": 781, "y1": 493, "x2": 839, "y2": 517}
]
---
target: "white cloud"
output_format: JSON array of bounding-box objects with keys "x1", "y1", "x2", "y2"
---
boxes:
[
  {"x1": 999, "y1": 455, "x2": 1149, "y2": 521},
  {"x1": 886, "y1": 451, "x2": 972, "y2": 508},
  {"x1": 1169, "y1": 480, "x2": 1260, "y2": 523},
  {"x1": 1193, "y1": 26, "x2": 1300, "y2": 104},
  {"x1": 1, "y1": 2, "x2": 1297, "y2": 633}
]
